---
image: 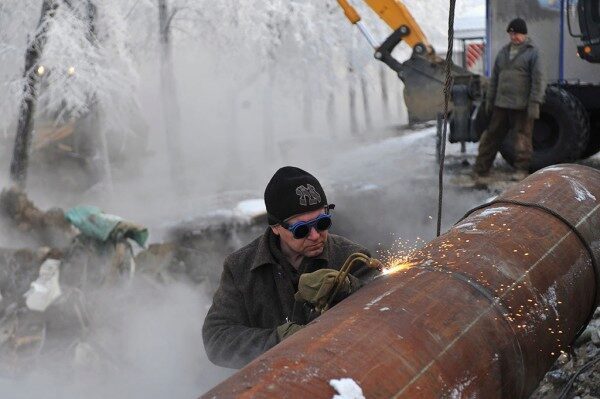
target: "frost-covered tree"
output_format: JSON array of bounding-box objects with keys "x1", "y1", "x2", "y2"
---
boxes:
[
  {"x1": 1, "y1": 0, "x2": 144, "y2": 188},
  {"x1": 156, "y1": 0, "x2": 185, "y2": 190},
  {"x1": 40, "y1": 1, "x2": 140, "y2": 130},
  {"x1": 0, "y1": 2, "x2": 41, "y2": 138},
  {"x1": 6, "y1": 0, "x2": 58, "y2": 185}
]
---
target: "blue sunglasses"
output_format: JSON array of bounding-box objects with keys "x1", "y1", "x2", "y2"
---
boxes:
[{"x1": 281, "y1": 213, "x2": 333, "y2": 239}]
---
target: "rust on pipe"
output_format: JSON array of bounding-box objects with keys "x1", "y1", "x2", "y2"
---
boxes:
[{"x1": 202, "y1": 164, "x2": 600, "y2": 399}]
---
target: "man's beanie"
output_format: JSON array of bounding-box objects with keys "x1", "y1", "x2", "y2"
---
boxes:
[
  {"x1": 264, "y1": 166, "x2": 327, "y2": 225},
  {"x1": 507, "y1": 18, "x2": 527, "y2": 34}
]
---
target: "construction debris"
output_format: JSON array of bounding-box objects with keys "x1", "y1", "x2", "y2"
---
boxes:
[
  {"x1": 65, "y1": 205, "x2": 148, "y2": 248},
  {"x1": 24, "y1": 258, "x2": 62, "y2": 312},
  {"x1": 0, "y1": 186, "x2": 75, "y2": 248},
  {"x1": 0, "y1": 189, "x2": 267, "y2": 377},
  {"x1": 0, "y1": 190, "x2": 150, "y2": 374},
  {"x1": 135, "y1": 207, "x2": 266, "y2": 286}
]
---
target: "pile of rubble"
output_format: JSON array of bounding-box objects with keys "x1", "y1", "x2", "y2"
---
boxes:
[{"x1": 0, "y1": 187, "x2": 264, "y2": 376}]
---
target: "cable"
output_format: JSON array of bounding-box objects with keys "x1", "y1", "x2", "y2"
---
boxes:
[
  {"x1": 436, "y1": 0, "x2": 457, "y2": 237},
  {"x1": 321, "y1": 253, "x2": 382, "y2": 313},
  {"x1": 557, "y1": 356, "x2": 600, "y2": 399}
]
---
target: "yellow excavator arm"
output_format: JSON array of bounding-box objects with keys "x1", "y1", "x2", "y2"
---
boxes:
[
  {"x1": 335, "y1": 0, "x2": 483, "y2": 132},
  {"x1": 336, "y1": 0, "x2": 432, "y2": 54}
]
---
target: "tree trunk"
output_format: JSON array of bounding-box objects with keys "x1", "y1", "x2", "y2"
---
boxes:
[
  {"x1": 220, "y1": 91, "x2": 241, "y2": 192},
  {"x1": 347, "y1": 35, "x2": 359, "y2": 137},
  {"x1": 302, "y1": 74, "x2": 313, "y2": 133},
  {"x1": 398, "y1": 82, "x2": 405, "y2": 120},
  {"x1": 379, "y1": 66, "x2": 390, "y2": 122},
  {"x1": 348, "y1": 72, "x2": 359, "y2": 136},
  {"x1": 263, "y1": 67, "x2": 275, "y2": 158},
  {"x1": 86, "y1": 0, "x2": 114, "y2": 194},
  {"x1": 360, "y1": 75, "x2": 372, "y2": 131},
  {"x1": 326, "y1": 91, "x2": 337, "y2": 138},
  {"x1": 302, "y1": 91, "x2": 313, "y2": 134},
  {"x1": 158, "y1": 0, "x2": 185, "y2": 191},
  {"x1": 10, "y1": 0, "x2": 59, "y2": 187}
]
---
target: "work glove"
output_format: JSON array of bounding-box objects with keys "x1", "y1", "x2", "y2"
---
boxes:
[
  {"x1": 276, "y1": 321, "x2": 304, "y2": 341},
  {"x1": 294, "y1": 269, "x2": 356, "y2": 310},
  {"x1": 527, "y1": 102, "x2": 540, "y2": 120}
]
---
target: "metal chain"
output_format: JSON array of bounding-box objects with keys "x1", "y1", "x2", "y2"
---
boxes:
[{"x1": 436, "y1": 0, "x2": 456, "y2": 236}]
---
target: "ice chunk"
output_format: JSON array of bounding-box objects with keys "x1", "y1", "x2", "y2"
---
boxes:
[
  {"x1": 329, "y1": 378, "x2": 365, "y2": 399},
  {"x1": 234, "y1": 199, "x2": 266, "y2": 218},
  {"x1": 567, "y1": 178, "x2": 596, "y2": 202},
  {"x1": 24, "y1": 259, "x2": 62, "y2": 312},
  {"x1": 477, "y1": 206, "x2": 508, "y2": 218}
]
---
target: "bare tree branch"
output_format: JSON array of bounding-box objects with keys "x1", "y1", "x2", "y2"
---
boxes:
[{"x1": 124, "y1": 0, "x2": 143, "y2": 20}]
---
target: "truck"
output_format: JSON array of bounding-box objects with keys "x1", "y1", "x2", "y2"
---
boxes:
[{"x1": 337, "y1": 0, "x2": 600, "y2": 171}]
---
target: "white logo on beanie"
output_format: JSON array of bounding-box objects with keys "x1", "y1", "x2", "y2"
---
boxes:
[{"x1": 295, "y1": 184, "x2": 322, "y2": 206}]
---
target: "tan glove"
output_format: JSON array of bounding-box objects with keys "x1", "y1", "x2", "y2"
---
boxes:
[
  {"x1": 276, "y1": 322, "x2": 304, "y2": 341},
  {"x1": 294, "y1": 269, "x2": 352, "y2": 310},
  {"x1": 527, "y1": 102, "x2": 540, "y2": 120}
]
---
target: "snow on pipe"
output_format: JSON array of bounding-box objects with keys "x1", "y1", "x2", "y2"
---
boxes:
[{"x1": 202, "y1": 164, "x2": 600, "y2": 399}]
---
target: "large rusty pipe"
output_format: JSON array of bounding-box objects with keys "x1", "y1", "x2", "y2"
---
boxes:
[{"x1": 203, "y1": 164, "x2": 600, "y2": 398}]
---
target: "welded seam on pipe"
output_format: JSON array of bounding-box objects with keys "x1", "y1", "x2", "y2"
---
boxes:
[
  {"x1": 462, "y1": 199, "x2": 600, "y2": 331},
  {"x1": 416, "y1": 265, "x2": 523, "y2": 349},
  {"x1": 392, "y1": 227, "x2": 575, "y2": 398},
  {"x1": 415, "y1": 263, "x2": 525, "y2": 394},
  {"x1": 416, "y1": 264, "x2": 510, "y2": 314},
  {"x1": 391, "y1": 202, "x2": 600, "y2": 399}
]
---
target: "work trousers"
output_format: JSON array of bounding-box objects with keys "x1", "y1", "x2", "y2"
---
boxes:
[{"x1": 474, "y1": 107, "x2": 534, "y2": 174}]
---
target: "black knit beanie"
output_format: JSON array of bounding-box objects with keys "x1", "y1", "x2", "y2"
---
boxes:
[
  {"x1": 264, "y1": 166, "x2": 327, "y2": 225},
  {"x1": 507, "y1": 18, "x2": 527, "y2": 34}
]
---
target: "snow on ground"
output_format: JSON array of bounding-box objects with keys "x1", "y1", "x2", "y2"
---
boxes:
[{"x1": 329, "y1": 378, "x2": 366, "y2": 399}]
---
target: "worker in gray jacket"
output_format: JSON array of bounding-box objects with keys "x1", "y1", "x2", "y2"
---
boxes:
[
  {"x1": 202, "y1": 166, "x2": 377, "y2": 368},
  {"x1": 474, "y1": 18, "x2": 545, "y2": 181}
]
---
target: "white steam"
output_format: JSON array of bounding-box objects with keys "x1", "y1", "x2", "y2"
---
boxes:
[{"x1": 0, "y1": 281, "x2": 233, "y2": 399}]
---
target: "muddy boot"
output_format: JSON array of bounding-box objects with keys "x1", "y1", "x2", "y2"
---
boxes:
[
  {"x1": 472, "y1": 172, "x2": 493, "y2": 189},
  {"x1": 450, "y1": 172, "x2": 489, "y2": 189},
  {"x1": 509, "y1": 170, "x2": 529, "y2": 182}
]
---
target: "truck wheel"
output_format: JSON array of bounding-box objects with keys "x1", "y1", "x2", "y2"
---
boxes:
[
  {"x1": 500, "y1": 86, "x2": 590, "y2": 171},
  {"x1": 583, "y1": 109, "x2": 600, "y2": 157}
]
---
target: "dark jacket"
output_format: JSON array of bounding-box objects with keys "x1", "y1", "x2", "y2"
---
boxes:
[
  {"x1": 487, "y1": 38, "x2": 544, "y2": 110},
  {"x1": 202, "y1": 228, "x2": 376, "y2": 368}
]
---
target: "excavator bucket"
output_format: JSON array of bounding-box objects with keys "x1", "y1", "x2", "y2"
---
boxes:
[
  {"x1": 400, "y1": 54, "x2": 447, "y2": 124},
  {"x1": 372, "y1": 25, "x2": 481, "y2": 125},
  {"x1": 396, "y1": 52, "x2": 482, "y2": 125}
]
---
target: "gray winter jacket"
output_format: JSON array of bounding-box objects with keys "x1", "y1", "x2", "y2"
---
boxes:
[
  {"x1": 487, "y1": 38, "x2": 545, "y2": 110},
  {"x1": 202, "y1": 228, "x2": 376, "y2": 369}
]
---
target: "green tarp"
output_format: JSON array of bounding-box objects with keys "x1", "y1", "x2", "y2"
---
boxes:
[{"x1": 65, "y1": 205, "x2": 148, "y2": 247}]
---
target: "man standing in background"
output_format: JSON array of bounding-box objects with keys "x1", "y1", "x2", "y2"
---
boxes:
[{"x1": 474, "y1": 17, "x2": 544, "y2": 182}]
